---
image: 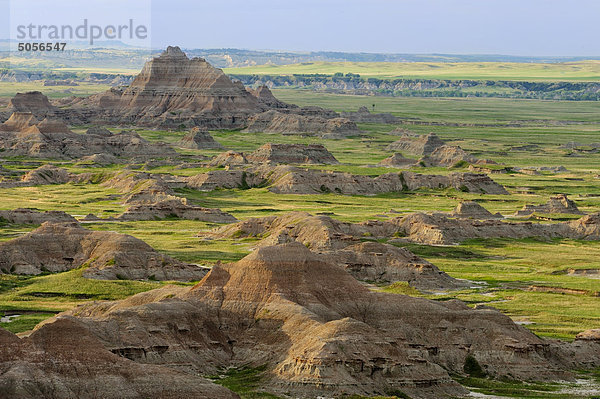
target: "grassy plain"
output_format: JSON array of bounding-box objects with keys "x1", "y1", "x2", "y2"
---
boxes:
[
  {"x1": 1, "y1": 71, "x2": 600, "y2": 399},
  {"x1": 224, "y1": 60, "x2": 600, "y2": 81}
]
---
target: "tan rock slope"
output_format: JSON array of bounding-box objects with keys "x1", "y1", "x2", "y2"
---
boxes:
[
  {"x1": 451, "y1": 201, "x2": 503, "y2": 219},
  {"x1": 40, "y1": 243, "x2": 599, "y2": 398},
  {"x1": 80, "y1": 46, "x2": 264, "y2": 129},
  {"x1": 386, "y1": 132, "x2": 446, "y2": 155},
  {"x1": 243, "y1": 109, "x2": 360, "y2": 138},
  {"x1": 0, "y1": 208, "x2": 76, "y2": 224},
  {"x1": 183, "y1": 166, "x2": 508, "y2": 195},
  {"x1": 341, "y1": 106, "x2": 399, "y2": 123},
  {"x1": 420, "y1": 144, "x2": 496, "y2": 167},
  {"x1": 386, "y1": 133, "x2": 493, "y2": 167},
  {"x1": 0, "y1": 222, "x2": 206, "y2": 281},
  {"x1": 177, "y1": 127, "x2": 224, "y2": 149},
  {"x1": 0, "y1": 318, "x2": 239, "y2": 399},
  {"x1": 118, "y1": 199, "x2": 237, "y2": 223},
  {"x1": 7, "y1": 91, "x2": 59, "y2": 118},
  {"x1": 246, "y1": 143, "x2": 339, "y2": 164},
  {"x1": 377, "y1": 152, "x2": 416, "y2": 168},
  {"x1": 0, "y1": 111, "x2": 176, "y2": 159},
  {"x1": 515, "y1": 194, "x2": 584, "y2": 217},
  {"x1": 204, "y1": 211, "x2": 464, "y2": 290},
  {"x1": 397, "y1": 211, "x2": 600, "y2": 245}
]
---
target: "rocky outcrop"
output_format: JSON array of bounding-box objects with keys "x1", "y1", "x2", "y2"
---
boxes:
[
  {"x1": 576, "y1": 329, "x2": 600, "y2": 341},
  {"x1": 320, "y1": 241, "x2": 468, "y2": 290},
  {"x1": 451, "y1": 201, "x2": 503, "y2": 219},
  {"x1": 0, "y1": 112, "x2": 177, "y2": 159},
  {"x1": 75, "y1": 153, "x2": 119, "y2": 167},
  {"x1": 206, "y1": 211, "x2": 397, "y2": 251},
  {"x1": 243, "y1": 110, "x2": 360, "y2": 138},
  {"x1": 7, "y1": 91, "x2": 59, "y2": 118},
  {"x1": 0, "y1": 208, "x2": 76, "y2": 224},
  {"x1": 246, "y1": 143, "x2": 339, "y2": 164},
  {"x1": 204, "y1": 211, "x2": 462, "y2": 290},
  {"x1": 42, "y1": 243, "x2": 599, "y2": 398},
  {"x1": 246, "y1": 85, "x2": 293, "y2": 109},
  {"x1": 386, "y1": 133, "x2": 445, "y2": 155},
  {"x1": 396, "y1": 211, "x2": 600, "y2": 245},
  {"x1": 420, "y1": 145, "x2": 495, "y2": 167},
  {"x1": 0, "y1": 318, "x2": 238, "y2": 399},
  {"x1": 208, "y1": 150, "x2": 248, "y2": 167},
  {"x1": 74, "y1": 46, "x2": 264, "y2": 129},
  {"x1": 177, "y1": 127, "x2": 224, "y2": 149},
  {"x1": 515, "y1": 194, "x2": 584, "y2": 217},
  {"x1": 401, "y1": 171, "x2": 509, "y2": 194},
  {"x1": 85, "y1": 126, "x2": 113, "y2": 137},
  {"x1": 183, "y1": 166, "x2": 508, "y2": 195},
  {"x1": 341, "y1": 106, "x2": 399, "y2": 123},
  {"x1": 118, "y1": 199, "x2": 237, "y2": 223},
  {"x1": 21, "y1": 164, "x2": 72, "y2": 185},
  {"x1": 377, "y1": 152, "x2": 416, "y2": 168},
  {"x1": 0, "y1": 222, "x2": 206, "y2": 281},
  {"x1": 101, "y1": 171, "x2": 182, "y2": 204},
  {"x1": 185, "y1": 170, "x2": 263, "y2": 191}
]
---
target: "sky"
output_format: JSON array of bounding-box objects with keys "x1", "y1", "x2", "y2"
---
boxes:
[{"x1": 1, "y1": 0, "x2": 600, "y2": 56}]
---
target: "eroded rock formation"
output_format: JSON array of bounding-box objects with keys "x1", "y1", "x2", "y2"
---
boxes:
[
  {"x1": 0, "y1": 111, "x2": 176, "y2": 159},
  {"x1": 0, "y1": 318, "x2": 238, "y2": 399},
  {"x1": 32, "y1": 243, "x2": 599, "y2": 398},
  {"x1": 0, "y1": 222, "x2": 206, "y2": 281},
  {"x1": 246, "y1": 143, "x2": 339, "y2": 164},
  {"x1": 514, "y1": 194, "x2": 584, "y2": 217},
  {"x1": 177, "y1": 127, "x2": 224, "y2": 150}
]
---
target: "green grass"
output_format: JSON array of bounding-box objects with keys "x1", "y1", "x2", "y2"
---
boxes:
[
  {"x1": 224, "y1": 60, "x2": 600, "y2": 81},
  {"x1": 0, "y1": 81, "x2": 112, "y2": 99},
  {"x1": 0, "y1": 312, "x2": 56, "y2": 334},
  {"x1": 1, "y1": 87, "x2": 600, "y2": 341},
  {"x1": 209, "y1": 366, "x2": 282, "y2": 399}
]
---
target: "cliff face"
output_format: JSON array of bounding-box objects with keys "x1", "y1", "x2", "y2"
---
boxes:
[{"x1": 84, "y1": 46, "x2": 265, "y2": 128}]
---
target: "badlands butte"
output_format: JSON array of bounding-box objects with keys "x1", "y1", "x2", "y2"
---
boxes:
[{"x1": 0, "y1": 46, "x2": 599, "y2": 399}]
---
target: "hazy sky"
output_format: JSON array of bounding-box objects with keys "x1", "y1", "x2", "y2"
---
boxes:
[{"x1": 2, "y1": 0, "x2": 600, "y2": 56}]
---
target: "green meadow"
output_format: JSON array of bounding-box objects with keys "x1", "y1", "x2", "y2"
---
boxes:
[
  {"x1": 0, "y1": 71, "x2": 599, "y2": 358},
  {"x1": 224, "y1": 60, "x2": 600, "y2": 81}
]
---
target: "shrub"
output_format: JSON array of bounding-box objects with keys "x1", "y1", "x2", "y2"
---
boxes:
[{"x1": 464, "y1": 354, "x2": 487, "y2": 378}]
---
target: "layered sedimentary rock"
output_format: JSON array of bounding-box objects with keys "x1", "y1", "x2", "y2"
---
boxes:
[
  {"x1": 386, "y1": 132, "x2": 445, "y2": 155},
  {"x1": 7, "y1": 91, "x2": 59, "y2": 118},
  {"x1": 183, "y1": 166, "x2": 508, "y2": 195},
  {"x1": 0, "y1": 222, "x2": 206, "y2": 281},
  {"x1": 341, "y1": 106, "x2": 399, "y2": 123},
  {"x1": 243, "y1": 110, "x2": 360, "y2": 138},
  {"x1": 36, "y1": 243, "x2": 599, "y2": 398},
  {"x1": 0, "y1": 112, "x2": 176, "y2": 159},
  {"x1": 101, "y1": 171, "x2": 182, "y2": 204},
  {"x1": 177, "y1": 127, "x2": 224, "y2": 149},
  {"x1": 118, "y1": 199, "x2": 237, "y2": 223},
  {"x1": 514, "y1": 194, "x2": 584, "y2": 217},
  {"x1": 450, "y1": 201, "x2": 503, "y2": 219},
  {"x1": 377, "y1": 152, "x2": 416, "y2": 168},
  {"x1": 420, "y1": 145, "x2": 495, "y2": 167},
  {"x1": 0, "y1": 208, "x2": 76, "y2": 224},
  {"x1": 246, "y1": 85, "x2": 293, "y2": 109},
  {"x1": 77, "y1": 46, "x2": 264, "y2": 128},
  {"x1": 396, "y1": 211, "x2": 600, "y2": 245},
  {"x1": 401, "y1": 171, "x2": 509, "y2": 194},
  {"x1": 204, "y1": 211, "x2": 462, "y2": 290},
  {"x1": 246, "y1": 143, "x2": 339, "y2": 164},
  {"x1": 0, "y1": 318, "x2": 239, "y2": 399},
  {"x1": 208, "y1": 150, "x2": 248, "y2": 166}
]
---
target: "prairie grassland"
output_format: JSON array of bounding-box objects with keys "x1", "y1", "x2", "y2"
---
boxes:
[
  {"x1": 1, "y1": 88, "x2": 600, "y2": 345},
  {"x1": 224, "y1": 60, "x2": 600, "y2": 81}
]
